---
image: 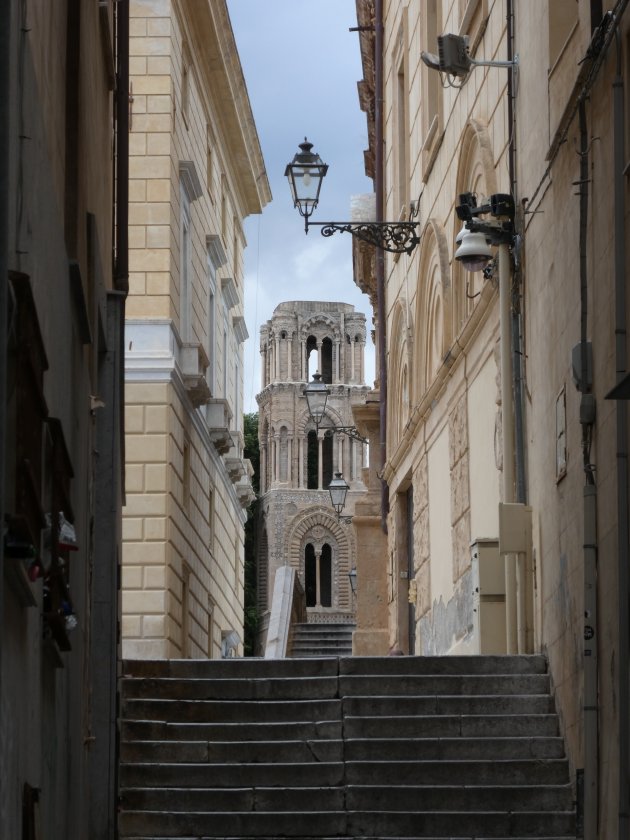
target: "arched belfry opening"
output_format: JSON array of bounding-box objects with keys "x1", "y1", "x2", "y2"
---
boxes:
[{"x1": 321, "y1": 336, "x2": 333, "y2": 383}]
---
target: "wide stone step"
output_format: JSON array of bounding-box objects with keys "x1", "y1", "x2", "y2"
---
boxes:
[
  {"x1": 121, "y1": 697, "x2": 342, "y2": 723},
  {"x1": 345, "y1": 784, "x2": 574, "y2": 812},
  {"x1": 120, "y1": 782, "x2": 573, "y2": 815},
  {"x1": 118, "y1": 808, "x2": 575, "y2": 838},
  {"x1": 121, "y1": 718, "x2": 343, "y2": 742},
  {"x1": 120, "y1": 785, "x2": 346, "y2": 812},
  {"x1": 340, "y1": 655, "x2": 548, "y2": 676},
  {"x1": 122, "y1": 675, "x2": 339, "y2": 701},
  {"x1": 344, "y1": 736, "x2": 565, "y2": 761},
  {"x1": 344, "y1": 694, "x2": 554, "y2": 716},
  {"x1": 339, "y1": 674, "x2": 550, "y2": 696},
  {"x1": 343, "y1": 713, "x2": 558, "y2": 738},
  {"x1": 344, "y1": 759, "x2": 570, "y2": 786},
  {"x1": 122, "y1": 658, "x2": 339, "y2": 679},
  {"x1": 121, "y1": 738, "x2": 344, "y2": 764},
  {"x1": 120, "y1": 761, "x2": 346, "y2": 788}
]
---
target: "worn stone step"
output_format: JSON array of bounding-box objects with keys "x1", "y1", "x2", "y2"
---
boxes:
[
  {"x1": 121, "y1": 738, "x2": 344, "y2": 764},
  {"x1": 343, "y1": 693, "x2": 554, "y2": 716},
  {"x1": 119, "y1": 808, "x2": 575, "y2": 838},
  {"x1": 345, "y1": 758, "x2": 570, "y2": 786},
  {"x1": 344, "y1": 736, "x2": 565, "y2": 761},
  {"x1": 119, "y1": 810, "x2": 347, "y2": 838},
  {"x1": 343, "y1": 713, "x2": 558, "y2": 738},
  {"x1": 121, "y1": 697, "x2": 342, "y2": 723},
  {"x1": 121, "y1": 718, "x2": 343, "y2": 742},
  {"x1": 122, "y1": 658, "x2": 339, "y2": 680},
  {"x1": 346, "y1": 810, "x2": 576, "y2": 837},
  {"x1": 340, "y1": 655, "x2": 548, "y2": 676},
  {"x1": 345, "y1": 784, "x2": 574, "y2": 812},
  {"x1": 122, "y1": 675, "x2": 339, "y2": 701},
  {"x1": 340, "y1": 674, "x2": 550, "y2": 697},
  {"x1": 120, "y1": 761, "x2": 346, "y2": 789},
  {"x1": 121, "y1": 785, "x2": 346, "y2": 812}
]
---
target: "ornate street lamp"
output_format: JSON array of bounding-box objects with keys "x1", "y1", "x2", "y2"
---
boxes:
[
  {"x1": 302, "y1": 372, "x2": 329, "y2": 426},
  {"x1": 348, "y1": 566, "x2": 357, "y2": 595},
  {"x1": 328, "y1": 472, "x2": 350, "y2": 518},
  {"x1": 303, "y1": 373, "x2": 367, "y2": 443},
  {"x1": 286, "y1": 138, "x2": 420, "y2": 255}
]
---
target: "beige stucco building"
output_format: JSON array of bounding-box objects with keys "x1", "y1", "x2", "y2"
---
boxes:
[
  {"x1": 353, "y1": 0, "x2": 630, "y2": 834},
  {"x1": 122, "y1": 0, "x2": 270, "y2": 659},
  {"x1": 255, "y1": 301, "x2": 369, "y2": 651}
]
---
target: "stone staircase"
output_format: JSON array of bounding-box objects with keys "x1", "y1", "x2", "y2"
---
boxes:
[
  {"x1": 289, "y1": 621, "x2": 355, "y2": 657},
  {"x1": 119, "y1": 655, "x2": 576, "y2": 839}
]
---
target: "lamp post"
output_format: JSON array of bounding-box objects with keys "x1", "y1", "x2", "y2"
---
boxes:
[
  {"x1": 286, "y1": 139, "x2": 421, "y2": 255},
  {"x1": 328, "y1": 472, "x2": 350, "y2": 518},
  {"x1": 303, "y1": 373, "x2": 368, "y2": 443},
  {"x1": 455, "y1": 191, "x2": 520, "y2": 654},
  {"x1": 348, "y1": 566, "x2": 357, "y2": 595}
]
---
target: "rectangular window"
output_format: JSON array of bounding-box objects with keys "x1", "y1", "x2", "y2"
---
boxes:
[
  {"x1": 207, "y1": 253, "x2": 216, "y2": 395},
  {"x1": 180, "y1": 182, "x2": 192, "y2": 341},
  {"x1": 223, "y1": 307, "x2": 229, "y2": 398},
  {"x1": 422, "y1": 0, "x2": 443, "y2": 178}
]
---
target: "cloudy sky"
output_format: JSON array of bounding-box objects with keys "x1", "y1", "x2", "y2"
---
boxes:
[{"x1": 226, "y1": 0, "x2": 376, "y2": 412}]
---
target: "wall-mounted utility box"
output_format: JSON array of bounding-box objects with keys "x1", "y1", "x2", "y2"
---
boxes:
[{"x1": 471, "y1": 538, "x2": 506, "y2": 654}]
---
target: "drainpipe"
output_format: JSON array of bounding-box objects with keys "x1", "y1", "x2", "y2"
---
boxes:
[
  {"x1": 0, "y1": 0, "x2": 11, "y2": 700},
  {"x1": 374, "y1": 0, "x2": 388, "y2": 532},
  {"x1": 577, "y1": 97, "x2": 598, "y2": 840},
  {"x1": 499, "y1": 241, "x2": 518, "y2": 654},
  {"x1": 613, "y1": 29, "x2": 629, "y2": 840}
]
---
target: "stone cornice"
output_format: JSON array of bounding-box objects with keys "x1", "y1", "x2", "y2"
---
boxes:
[{"x1": 180, "y1": 0, "x2": 271, "y2": 214}]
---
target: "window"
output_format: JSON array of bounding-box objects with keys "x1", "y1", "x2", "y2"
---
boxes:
[
  {"x1": 208, "y1": 485, "x2": 215, "y2": 552},
  {"x1": 421, "y1": 0, "x2": 443, "y2": 178},
  {"x1": 179, "y1": 181, "x2": 192, "y2": 341},
  {"x1": 183, "y1": 440, "x2": 191, "y2": 513},
  {"x1": 392, "y1": 14, "x2": 409, "y2": 217},
  {"x1": 181, "y1": 40, "x2": 192, "y2": 129},
  {"x1": 207, "y1": 257, "x2": 216, "y2": 394},
  {"x1": 223, "y1": 306, "x2": 229, "y2": 398},
  {"x1": 206, "y1": 124, "x2": 214, "y2": 196},
  {"x1": 549, "y1": 0, "x2": 578, "y2": 70}
]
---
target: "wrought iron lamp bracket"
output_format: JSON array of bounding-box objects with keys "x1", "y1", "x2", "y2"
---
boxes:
[{"x1": 307, "y1": 220, "x2": 420, "y2": 255}]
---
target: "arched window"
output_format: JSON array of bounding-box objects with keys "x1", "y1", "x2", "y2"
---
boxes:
[
  {"x1": 305, "y1": 543, "x2": 317, "y2": 606},
  {"x1": 320, "y1": 543, "x2": 332, "y2": 607},
  {"x1": 307, "y1": 430, "x2": 318, "y2": 489},
  {"x1": 304, "y1": 542, "x2": 332, "y2": 608},
  {"x1": 321, "y1": 337, "x2": 333, "y2": 383}
]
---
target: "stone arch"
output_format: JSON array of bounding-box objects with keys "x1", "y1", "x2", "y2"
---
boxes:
[
  {"x1": 415, "y1": 218, "x2": 450, "y2": 400},
  {"x1": 285, "y1": 506, "x2": 355, "y2": 614},
  {"x1": 452, "y1": 118, "x2": 498, "y2": 334},
  {"x1": 389, "y1": 301, "x2": 410, "y2": 448}
]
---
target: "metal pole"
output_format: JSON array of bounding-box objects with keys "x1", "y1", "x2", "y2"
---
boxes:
[
  {"x1": 613, "y1": 29, "x2": 629, "y2": 839},
  {"x1": 500, "y1": 243, "x2": 518, "y2": 653}
]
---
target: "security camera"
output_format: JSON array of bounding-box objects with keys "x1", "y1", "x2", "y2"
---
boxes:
[{"x1": 455, "y1": 227, "x2": 493, "y2": 272}]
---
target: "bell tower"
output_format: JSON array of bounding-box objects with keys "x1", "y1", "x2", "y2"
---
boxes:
[{"x1": 256, "y1": 301, "x2": 369, "y2": 650}]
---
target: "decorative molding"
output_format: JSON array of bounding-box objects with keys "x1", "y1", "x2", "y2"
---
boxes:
[
  {"x1": 207, "y1": 233, "x2": 228, "y2": 268},
  {"x1": 179, "y1": 160, "x2": 203, "y2": 202},
  {"x1": 232, "y1": 315, "x2": 248, "y2": 344},
  {"x1": 221, "y1": 276, "x2": 239, "y2": 309}
]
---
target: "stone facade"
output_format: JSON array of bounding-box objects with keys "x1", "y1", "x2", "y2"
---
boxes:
[
  {"x1": 256, "y1": 302, "x2": 369, "y2": 648},
  {"x1": 354, "y1": 0, "x2": 630, "y2": 833},
  {"x1": 1, "y1": 1, "x2": 125, "y2": 837},
  {"x1": 122, "y1": 0, "x2": 270, "y2": 659}
]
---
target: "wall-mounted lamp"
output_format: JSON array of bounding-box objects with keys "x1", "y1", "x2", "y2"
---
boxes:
[
  {"x1": 328, "y1": 472, "x2": 350, "y2": 517},
  {"x1": 348, "y1": 566, "x2": 358, "y2": 595},
  {"x1": 421, "y1": 33, "x2": 518, "y2": 81},
  {"x1": 286, "y1": 139, "x2": 421, "y2": 255},
  {"x1": 303, "y1": 373, "x2": 368, "y2": 443}
]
